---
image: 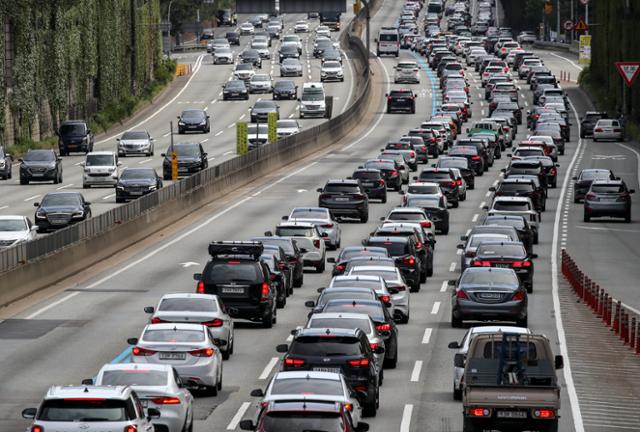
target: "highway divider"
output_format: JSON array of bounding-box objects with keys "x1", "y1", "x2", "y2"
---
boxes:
[
  {"x1": 561, "y1": 249, "x2": 640, "y2": 355},
  {"x1": 0, "y1": 27, "x2": 375, "y2": 306}
]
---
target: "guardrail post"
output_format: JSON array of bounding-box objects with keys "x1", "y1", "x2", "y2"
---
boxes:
[
  {"x1": 621, "y1": 310, "x2": 629, "y2": 344},
  {"x1": 636, "y1": 322, "x2": 640, "y2": 355},
  {"x1": 630, "y1": 317, "x2": 636, "y2": 350},
  {"x1": 597, "y1": 286, "x2": 604, "y2": 317},
  {"x1": 603, "y1": 294, "x2": 611, "y2": 325},
  {"x1": 614, "y1": 301, "x2": 622, "y2": 334}
]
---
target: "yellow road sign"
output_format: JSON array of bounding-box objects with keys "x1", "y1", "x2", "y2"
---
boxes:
[
  {"x1": 237, "y1": 122, "x2": 248, "y2": 155},
  {"x1": 268, "y1": 112, "x2": 278, "y2": 144},
  {"x1": 543, "y1": 2, "x2": 553, "y2": 14},
  {"x1": 574, "y1": 17, "x2": 588, "y2": 32}
]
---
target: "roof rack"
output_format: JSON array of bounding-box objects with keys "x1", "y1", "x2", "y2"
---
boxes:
[{"x1": 208, "y1": 241, "x2": 263, "y2": 258}]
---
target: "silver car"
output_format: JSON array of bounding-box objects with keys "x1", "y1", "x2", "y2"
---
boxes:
[
  {"x1": 129, "y1": 323, "x2": 224, "y2": 395},
  {"x1": 144, "y1": 293, "x2": 235, "y2": 359},
  {"x1": 249, "y1": 74, "x2": 272, "y2": 93},
  {"x1": 457, "y1": 233, "x2": 511, "y2": 271},
  {"x1": 320, "y1": 61, "x2": 344, "y2": 82},
  {"x1": 272, "y1": 221, "x2": 327, "y2": 272},
  {"x1": 234, "y1": 63, "x2": 255, "y2": 81},
  {"x1": 280, "y1": 58, "x2": 303, "y2": 77},
  {"x1": 347, "y1": 266, "x2": 410, "y2": 323},
  {"x1": 394, "y1": 61, "x2": 420, "y2": 84},
  {"x1": 593, "y1": 119, "x2": 624, "y2": 142},
  {"x1": 213, "y1": 47, "x2": 234, "y2": 64},
  {"x1": 117, "y1": 130, "x2": 154, "y2": 157},
  {"x1": 584, "y1": 179, "x2": 634, "y2": 222},
  {"x1": 93, "y1": 363, "x2": 194, "y2": 432},
  {"x1": 276, "y1": 119, "x2": 300, "y2": 137},
  {"x1": 22, "y1": 385, "x2": 158, "y2": 432},
  {"x1": 447, "y1": 326, "x2": 532, "y2": 400},
  {"x1": 284, "y1": 206, "x2": 341, "y2": 249}
]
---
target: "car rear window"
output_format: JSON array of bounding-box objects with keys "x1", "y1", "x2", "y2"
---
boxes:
[
  {"x1": 290, "y1": 336, "x2": 362, "y2": 356},
  {"x1": 143, "y1": 329, "x2": 205, "y2": 342},
  {"x1": 591, "y1": 184, "x2": 625, "y2": 193},
  {"x1": 353, "y1": 171, "x2": 381, "y2": 180},
  {"x1": 460, "y1": 270, "x2": 519, "y2": 286},
  {"x1": 331, "y1": 280, "x2": 382, "y2": 290},
  {"x1": 101, "y1": 370, "x2": 168, "y2": 386},
  {"x1": 309, "y1": 318, "x2": 372, "y2": 333},
  {"x1": 498, "y1": 183, "x2": 534, "y2": 193},
  {"x1": 159, "y1": 298, "x2": 217, "y2": 312},
  {"x1": 476, "y1": 244, "x2": 526, "y2": 258},
  {"x1": 493, "y1": 201, "x2": 531, "y2": 211},
  {"x1": 38, "y1": 399, "x2": 133, "y2": 421},
  {"x1": 271, "y1": 378, "x2": 343, "y2": 396},
  {"x1": 420, "y1": 172, "x2": 452, "y2": 180},
  {"x1": 322, "y1": 303, "x2": 384, "y2": 320},
  {"x1": 580, "y1": 171, "x2": 611, "y2": 181},
  {"x1": 206, "y1": 262, "x2": 261, "y2": 283},
  {"x1": 262, "y1": 413, "x2": 343, "y2": 432},
  {"x1": 276, "y1": 227, "x2": 314, "y2": 237},
  {"x1": 406, "y1": 197, "x2": 440, "y2": 208},
  {"x1": 509, "y1": 167, "x2": 540, "y2": 176},
  {"x1": 407, "y1": 184, "x2": 439, "y2": 194},
  {"x1": 290, "y1": 209, "x2": 328, "y2": 219},
  {"x1": 366, "y1": 240, "x2": 409, "y2": 255},
  {"x1": 324, "y1": 184, "x2": 359, "y2": 193},
  {"x1": 470, "y1": 234, "x2": 510, "y2": 247}
]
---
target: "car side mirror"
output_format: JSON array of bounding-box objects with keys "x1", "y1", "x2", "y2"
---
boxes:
[
  {"x1": 193, "y1": 273, "x2": 202, "y2": 281},
  {"x1": 33, "y1": 202, "x2": 40, "y2": 207},
  {"x1": 327, "y1": 257, "x2": 336, "y2": 263},
  {"x1": 356, "y1": 423, "x2": 370, "y2": 432},
  {"x1": 413, "y1": 176, "x2": 418, "y2": 180},
  {"x1": 18, "y1": 158, "x2": 23, "y2": 162},
  {"x1": 506, "y1": 153, "x2": 512, "y2": 157},
  {"x1": 127, "y1": 338, "x2": 138, "y2": 345},
  {"x1": 530, "y1": 253, "x2": 539, "y2": 259},
  {"x1": 500, "y1": 168, "x2": 506, "y2": 172},
  {"x1": 160, "y1": 153, "x2": 166, "y2": 157},
  {"x1": 213, "y1": 338, "x2": 227, "y2": 347},
  {"x1": 264, "y1": 231, "x2": 273, "y2": 236},
  {"x1": 239, "y1": 420, "x2": 255, "y2": 431},
  {"x1": 305, "y1": 300, "x2": 315, "y2": 308},
  {"x1": 456, "y1": 243, "x2": 464, "y2": 249},
  {"x1": 631, "y1": 189, "x2": 636, "y2": 194},
  {"x1": 31, "y1": 226, "x2": 38, "y2": 232},
  {"x1": 276, "y1": 343, "x2": 289, "y2": 353},
  {"x1": 448, "y1": 341, "x2": 460, "y2": 349},
  {"x1": 147, "y1": 408, "x2": 161, "y2": 420},
  {"x1": 176, "y1": 116, "x2": 181, "y2": 120},
  {"x1": 488, "y1": 187, "x2": 496, "y2": 192},
  {"x1": 144, "y1": 306, "x2": 155, "y2": 314},
  {"x1": 399, "y1": 190, "x2": 405, "y2": 195},
  {"x1": 21, "y1": 408, "x2": 37, "y2": 419},
  {"x1": 454, "y1": 353, "x2": 465, "y2": 368},
  {"x1": 250, "y1": 388, "x2": 264, "y2": 397},
  {"x1": 81, "y1": 378, "x2": 94, "y2": 385},
  {"x1": 448, "y1": 280, "x2": 457, "y2": 286},
  {"x1": 482, "y1": 205, "x2": 489, "y2": 210},
  {"x1": 85, "y1": 202, "x2": 91, "y2": 206},
  {"x1": 555, "y1": 355, "x2": 564, "y2": 370},
  {"x1": 316, "y1": 187, "x2": 323, "y2": 192}
]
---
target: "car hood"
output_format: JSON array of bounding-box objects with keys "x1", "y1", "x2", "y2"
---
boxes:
[
  {"x1": 180, "y1": 118, "x2": 206, "y2": 125},
  {"x1": 39, "y1": 205, "x2": 81, "y2": 213},
  {"x1": 119, "y1": 178, "x2": 156, "y2": 186},
  {"x1": 322, "y1": 67, "x2": 342, "y2": 72},
  {"x1": 120, "y1": 139, "x2": 149, "y2": 145},
  {"x1": 0, "y1": 231, "x2": 29, "y2": 241}
]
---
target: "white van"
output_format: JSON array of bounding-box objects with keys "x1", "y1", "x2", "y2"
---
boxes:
[
  {"x1": 299, "y1": 82, "x2": 326, "y2": 118},
  {"x1": 82, "y1": 151, "x2": 120, "y2": 188},
  {"x1": 376, "y1": 27, "x2": 399, "y2": 57}
]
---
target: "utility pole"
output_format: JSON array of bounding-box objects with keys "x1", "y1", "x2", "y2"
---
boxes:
[
  {"x1": 360, "y1": 0, "x2": 371, "y2": 75},
  {"x1": 167, "y1": 0, "x2": 174, "y2": 59},
  {"x1": 570, "y1": 0, "x2": 574, "y2": 42},
  {"x1": 556, "y1": 0, "x2": 561, "y2": 42}
]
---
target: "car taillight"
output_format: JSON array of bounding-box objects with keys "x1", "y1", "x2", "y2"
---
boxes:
[
  {"x1": 430, "y1": 137, "x2": 437, "y2": 143},
  {"x1": 313, "y1": 239, "x2": 321, "y2": 249},
  {"x1": 284, "y1": 357, "x2": 305, "y2": 367},
  {"x1": 469, "y1": 407, "x2": 491, "y2": 417},
  {"x1": 379, "y1": 179, "x2": 386, "y2": 187},
  {"x1": 456, "y1": 289, "x2": 469, "y2": 300},
  {"x1": 594, "y1": 128, "x2": 603, "y2": 132},
  {"x1": 410, "y1": 151, "x2": 415, "y2": 158},
  {"x1": 617, "y1": 192, "x2": 630, "y2": 201},
  {"x1": 277, "y1": 261, "x2": 286, "y2": 270},
  {"x1": 471, "y1": 155, "x2": 481, "y2": 160},
  {"x1": 203, "y1": 319, "x2": 224, "y2": 327},
  {"x1": 132, "y1": 347, "x2": 156, "y2": 356},
  {"x1": 390, "y1": 170, "x2": 399, "y2": 176},
  {"x1": 289, "y1": 257, "x2": 298, "y2": 264},
  {"x1": 150, "y1": 317, "x2": 165, "y2": 324},
  {"x1": 449, "y1": 181, "x2": 457, "y2": 188},
  {"x1": 533, "y1": 114, "x2": 540, "y2": 119},
  {"x1": 343, "y1": 402, "x2": 354, "y2": 412},
  {"x1": 376, "y1": 323, "x2": 391, "y2": 332},
  {"x1": 512, "y1": 261, "x2": 532, "y2": 267},
  {"x1": 459, "y1": 70, "x2": 464, "y2": 75},
  {"x1": 585, "y1": 192, "x2": 597, "y2": 200},
  {"x1": 31, "y1": 427, "x2": 43, "y2": 432},
  {"x1": 190, "y1": 348, "x2": 215, "y2": 357},
  {"x1": 197, "y1": 281, "x2": 205, "y2": 293},
  {"x1": 379, "y1": 294, "x2": 390, "y2": 303},
  {"x1": 403, "y1": 256, "x2": 416, "y2": 265},
  {"x1": 420, "y1": 145, "x2": 427, "y2": 151},
  {"x1": 420, "y1": 220, "x2": 432, "y2": 228},
  {"x1": 322, "y1": 223, "x2": 334, "y2": 228},
  {"x1": 512, "y1": 291, "x2": 526, "y2": 301},
  {"x1": 151, "y1": 397, "x2": 181, "y2": 405},
  {"x1": 504, "y1": 67, "x2": 509, "y2": 73},
  {"x1": 504, "y1": 126, "x2": 510, "y2": 132},
  {"x1": 613, "y1": 128, "x2": 622, "y2": 133},
  {"x1": 456, "y1": 179, "x2": 463, "y2": 186},
  {"x1": 471, "y1": 260, "x2": 492, "y2": 267},
  {"x1": 261, "y1": 282, "x2": 270, "y2": 300},
  {"x1": 124, "y1": 426, "x2": 137, "y2": 432},
  {"x1": 533, "y1": 409, "x2": 556, "y2": 419},
  {"x1": 348, "y1": 358, "x2": 370, "y2": 367}
]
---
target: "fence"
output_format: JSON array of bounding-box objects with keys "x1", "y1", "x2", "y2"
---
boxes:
[{"x1": 561, "y1": 250, "x2": 640, "y2": 355}]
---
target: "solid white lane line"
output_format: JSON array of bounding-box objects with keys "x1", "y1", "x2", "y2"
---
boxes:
[
  {"x1": 103, "y1": 193, "x2": 115, "y2": 200},
  {"x1": 215, "y1": 131, "x2": 223, "y2": 136},
  {"x1": 465, "y1": 228, "x2": 472, "y2": 237},
  {"x1": 547, "y1": 51, "x2": 584, "y2": 71},
  {"x1": 492, "y1": 179, "x2": 499, "y2": 187},
  {"x1": 226, "y1": 402, "x2": 251, "y2": 430},
  {"x1": 410, "y1": 360, "x2": 423, "y2": 382},
  {"x1": 208, "y1": 157, "x2": 216, "y2": 161},
  {"x1": 24, "y1": 195, "x2": 40, "y2": 202},
  {"x1": 422, "y1": 328, "x2": 432, "y2": 344},
  {"x1": 56, "y1": 184, "x2": 74, "y2": 190},
  {"x1": 440, "y1": 281, "x2": 448, "y2": 292},
  {"x1": 472, "y1": 213, "x2": 479, "y2": 222},
  {"x1": 259, "y1": 357, "x2": 279, "y2": 380},
  {"x1": 431, "y1": 302, "x2": 440, "y2": 315},
  {"x1": 449, "y1": 262, "x2": 456, "y2": 272},
  {"x1": 286, "y1": 334, "x2": 294, "y2": 343},
  {"x1": 485, "y1": 190, "x2": 491, "y2": 197},
  {"x1": 400, "y1": 404, "x2": 413, "y2": 432},
  {"x1": 223, "y1": 151, "x2": 234, "y2": 156},
  {"x1": 239, "y1": 114, "x2": 246, "y2": 120},
  {"x1": 74, "y1": 162, "x2": 84, "y2": 166},
  {"x1": 204, "y1": 106, "x2": 208, "y2": 111}
]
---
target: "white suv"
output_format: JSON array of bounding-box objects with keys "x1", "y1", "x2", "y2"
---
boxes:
[
  {"x1": 22, "y1": 385, "x2": 159, "y2": 431},
  {"x1": 82, "y1": 151, "x2": 120, "y2": 188}
]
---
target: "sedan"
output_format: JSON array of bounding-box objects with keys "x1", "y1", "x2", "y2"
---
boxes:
[
  {"x1": 117, "y1": 130, "x2": 154, "y2": 157},
  {"x1": 284, "y1": 206, "x2": 341, "y2": 249},
  {"x1": 279, "y1": 44, "x2": 300, "y2": 62},
  {"x1": 34, "y1": 192, "x2": 91, "y2": 232},
  {"x1": 273, "y1": 80, "x2": 298, "y2": 100},
  {"x1": 240, "y1": 22, "x2": 255, "y2": 35},
  {"x1": 177, "y1": 109, "x2": 210, "y2": 134},
  {"x1": 116, "y1": 167, "x2": 163, "y2": 203},
  {"x1": 19, "y1": 149, "x2": 63, "y2": 185},
  {"x1": 240, "y1": 49, "x2": 262, "y2": 68},
  {"x1": 280, "y1": 58, "x2": 303, "y2": 77},
  {"x1": 0, "y1": 215, "x2": 37, "y2": 248},
  {"x1": 250, "y1": 99, "x2": 279, "y2": 123},
  {"x1": 223, "y1": 79, "x2": 249, "y2": 100},
  {"x1": 92, "y1": 363, "x2": 194, "y2": 432},
  {"x1": 294, "y1": 20, "x2": 309, "y2": 32},
  {"x1": 128, "y1": 323, "x2": 225, "y2": 395},
  {"x1": 584, "y1": 180, "x2": 634, "y2": 223},
  {"x1": 213, "y1": 47, "x2": 233, "y2": 64},
  {"x1": 249, "y1": 74, "x2": 272, "y2": 93},
  {"x1": 450, "y1": 267, "x2": 528, "y2": 328},
  {"x1": 161, "y1": 142, "x2": 208, "y2": 180},
  {"x1": 276, "y1": 119, "x2": 301, "y2": 137},
  {"x1": 470, "y1": 241, "x2": 536, "y2": 293},
  {"x1": 593, "y1": 119, "x2": 624, "y2": 142},
  {"x1": 404, "y1": 194, "x2": 450, "y2": 234},
  {"x1": 348, "y1": 266, "x2": 410, "y2": 324},
  {"x1": 0, "y1": 145, "x2": 12, "y2": 179},
  {"x1": 144, "y1": 293, "x2": 234, "y2": 359}
]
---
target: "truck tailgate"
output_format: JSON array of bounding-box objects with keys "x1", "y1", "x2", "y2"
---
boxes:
[{"x1": 465, "y1": 386, "x2": 560, "y2": 408}]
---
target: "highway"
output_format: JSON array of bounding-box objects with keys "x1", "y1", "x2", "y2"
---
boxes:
[
  {"x1": 0, "y1": 11, "x2": 356, "y2": 223},
  {"x1": 3, "y1": 1, "x2": 640, "y2": 432}
]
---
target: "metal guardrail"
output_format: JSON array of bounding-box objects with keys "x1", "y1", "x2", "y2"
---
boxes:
[{"x1": 0, "y1": 35, "x2": 371, "y2": 277}]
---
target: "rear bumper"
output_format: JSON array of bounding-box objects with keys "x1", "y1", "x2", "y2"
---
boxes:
[
  {"x1": 453, "y1": 300, "x2": 527, "y2": 322},
  {"x1": 584, "y1": 201, "x2": 629, "y2": 216}
]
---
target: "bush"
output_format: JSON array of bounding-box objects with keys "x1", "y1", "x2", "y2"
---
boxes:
[{"x1": 8, "y1": 136, "x2": 57, "y2": 158}]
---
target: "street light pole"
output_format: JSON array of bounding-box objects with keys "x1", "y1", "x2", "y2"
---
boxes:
[
  {"x1": 360, "y1": 0, "x2": 371, "y2": 75},
  {"x1": 167, "y1": 0, "x2": 174, "y2": 58}
]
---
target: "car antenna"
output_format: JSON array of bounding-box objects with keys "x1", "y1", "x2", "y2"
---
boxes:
[{"x1": 84, "y1": 387, "x2": 89, "y2": 393}]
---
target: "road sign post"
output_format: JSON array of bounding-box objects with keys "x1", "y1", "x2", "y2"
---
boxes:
[
  {"x1": 169, "y1": 121, "x2": 178, "y2": 181},
  {"x1": 267, "y1": 112, "x2": 278, "y2": 144},
  {"x1": 236, "y1": 122, "x2": 248, "y2": 155}
]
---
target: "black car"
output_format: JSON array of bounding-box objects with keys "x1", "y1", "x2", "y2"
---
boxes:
[
  {"x1": 276, "y1": 327, "x2": 382, "y2": 416},
  {"x1": 225, "y1": 31, "x2": 240, "y2": 45},
  {"x1": 351, "y1": 169, "x2": 387, "y2": 203},
  {"x1": 482, "y1": 214, "x2": 535, "y2": 255},
  {"x1": 0, "y1": 146, "x2": 12, "y2": 180},
  {"x1": 407, "y1": 129, "x2": 439, "y2": 158},
  {"x1": 19, "y1": 149, "x2": 63, "y2": 185},
  {"x1": 524, "y1": 155, "x2": 559, "y2": 188},
  {"x1": 415, "y1": 168, "x2": 460, "y2": 207},
  {"x1": 34, "y1": 192, "x2": 91, "y2": 232},
  {"x1": 405, "y1": 194, "x2": 450, "y2": 234},
  {"x1": 250, "y1": 100, "x2": 279, "y2": 122},
  {"x1": 491, "y1": 178, "x2": 546, "y2": 212},
  {"x1": 162, "y1": 143, "x2": 208, "y2": 180},
  {"x1": 272, "y1": 80, "x2": 297, "y2": 100},
  {"x1": 218, "y1": 10, "x2": 236, "y2": 26},
  {"x1": 361, "y1": 236, "x2": 421, "y2": 292},
  {"x1": 195, "y1": 242, "x2": 277, "y2": 328},
  {"x1": 328, "y1": 246, "x2": 390, "y2": 276},
  {"x1": 57, "y1": 120, "x2": 93, "y2": 155},
  {"x1": 436, "y1": 156, "x2": 475, "y2": 189},
  {"x1": 116, "y1": 167, "x2": 163, "y2": 202},
  {"x1": 580, "y1": 111, "x2": 608, "y2": 138},
  {"x1": 260, "y1": 253, "x2": 288, "y2": 308},
  {"x1": 470, "y1": 241, "x2": 536, "y2": 293},
  {"x1": 386, "y1": 89, "x2": 416, "y2": 114},
  {"x1": 278, "y1": 45, "x2": 300, "y2": 62},
  {"x1": 241, "y1": 49, "x2": 263, "y2": 68},
  {"x1": 252, "y1": 236, "x2": 304, "y2": 287},
  {"x1": 572, "y1": 168, "x2": 617, "y2": 203},
  {"x1": 223, "y1": 80, "x2": 249, "y2": 100},
  {"x1": 452, "y1": 140, "x2": 488, "y2": 174},
  {"x1": 317, "y1": 179, "x2": 369, "y2": 222},
  {"x1": 496, "y1": 101, "x2": 522, "y2": 124},
  {"x1": 177, "y1": 109, "x2": 210, "y2": 134},
  {"x1": 362, "y1": 160, "x2": 402, "y2": 191},
  {"x1": 313, "y1": 39, "x2": 334, "y2": 57},
  {"x1": 373, "y1": 224, "x2": 434, "y2": 279},
  {"x1": 504, "y1": 160, "x2": 547, "y2": 188}
]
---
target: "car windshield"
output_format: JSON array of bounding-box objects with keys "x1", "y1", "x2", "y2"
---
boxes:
[
  {"x1": 121, "y1": 169, "x2": 154, "y2": 180},
  {"x1": 277, "y1": 120, "x2": 298, "y2": 128},
  {"x1": 182, "y1": 111, "x2": 205, "y2": 120},
  {"x1": 282, "y1": 59, "x2": 298, "y2": 66},
  {"x1": 290, "y1": 336, "x2": 361, "y2": 356},
  {"x1": 60, "y1": 124, "x2": 86, "y2": 135},
  {"x1": 477, "y1": 244, "x2": 526, "y2": 257},
  {"x1": 174, "y1": 145, "x2": 200, "y2": 157},
  {"x1": 254, "y1": 101, "x2": 275, "y2": 109},
  {"x1": 493, "y1": 201, "x2": 531, "y2": 211},
  {"x1": 206, "y1": 262, "x2": 261, "y2": 283},
  {"x1": 262, "y1": 412, "x2": 343, "y2": 432},
  {"x1": 226, "y1": 81, "x2": 245, "y2": 89},
  {"x1": 237, "y1": 64, "x2": 252, "y2": 71},
  {"x1": 252, "y1": 75, "x2": 270, "y2": 82},
  {"x1": 41, "y1": 194, "x2": 81, "y2": 207},
  {"x1": 324, "y1": 184, "x2": 359, "y2": 193},
  {"x1": 142, "y1": 329, "x2": 205, "y2": 342},
  {"x1": 407, "y1": 197, "x2": 440, "y2": 208},
  {"x1": 159, "y1": 298, "x2": 217, "y2": 312},
  {"x1": 309, "y1": 318, "x2": 372, "y2": 333},
  {"x1": 121, "y1": 131, "x2": 148, "y2": 140},
  {"x1": 460, "y1": 269, "x2": 519, "y2": 286},
  {"x1": 38, "y1": 399, "x2": 131, "y2": 422},
  {"x1": 85, "y1": 154, "x2": 114, "y2": 166},
  {"x1": 101, "y1": 370, "x2": 167, "y2": 386},
  {"x1": 24, "y1": 151, "x2": 54, "y2": 162},
  {"x1": 324, "y1": 61, "x2": 341, "y2": 68},
  {"x1": 302, "y1": 89, "x2": 324, "y2": 101},
  {"x1": 592, "y1": 184, "x2": 625, "y2": 193},
  {"x1": 0, "y1": 219, "x2": 27, "y2": 231},
  {"x1": 248, "y1": 124, "x2": 269, "y2": 134},
  {"x1": 271, "y1": 378, "x2": 343, "y2": 396},
  {"x1": 290, "y1": 209, "x2": 327, "y2": 219}
]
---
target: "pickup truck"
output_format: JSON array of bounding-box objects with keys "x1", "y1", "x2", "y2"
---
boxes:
[{"x1": 461, "y1": 332, "x2": 563, "y2": 432}]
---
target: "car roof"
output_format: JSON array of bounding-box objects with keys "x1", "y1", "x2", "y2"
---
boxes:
[
  {"x1": 273, "y1": 371, "x2": 342, "y2": 381},
  {"x1": 159, "y1": 293, "x2": 218, "y2": 301},
  {"x1": 45, "y1": 385, "x2": 131, "y2": 399},
  {"x1": 469, "y1": 326, "x2": 531, "y2": 335},
  {"x1": 493, "y1": 196, "x2": 531, "y2": 202},
  {"x1": 309, "y1": 312, "x2": 373, "y2": 321},
  {"x1": 99, "y1": 362, "x2": 172, "y2": 373},
  {"x1": 327, "y1": 179, "x2": 359, "y2": 185},
  {"x1": 0, "y1": 215, "x2": 27, "y2": 221},
  {"x1": 87, "y1": 151, "x2": 115, "y2": 156},
  {"x1": 351, "y1": 265, "x2": 398, "y2": 272}
]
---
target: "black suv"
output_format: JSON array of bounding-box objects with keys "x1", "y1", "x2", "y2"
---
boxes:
[
  {"x1": 362, "y1": 159, "x2": 402, "y2": 191},
  {"x1": 386, "y1": 89, "x2": 416, "y2": 114},
  {"x1": 317, "y1": 179, "x2": 369, "y2": 223},
  {"x1": 415, "y1": 168, "x2": 460, "y2": 207},
  {"x1": 177, "y1": 109, "x2": 210, "y2": 134},
  {"x1": 161, "y1": 143, "x2": 208, "y2": 180},
  {"x1": 19, "y1": 149, "x2": 63, "y2": 184},
  {"x1": 272, "y1": 80, "x2": 298, "y2": 100},
  {"x1": 226, "y1": 31, "x2": 240, "y2": 45},
  {"x1": 491, "y1": 178, "x2": 546, "y2": 212},
  {"x1": 580, "y1": 111, "x2": 608, "y2": 138},
  {"x1": 362, "y1": 235, "x2": 421, "y2": 292},
  {"x1": 373, "y1": 224, "x2": 434, "y2": 278},
  {"x1": 276, "y1": 327, "x2": 382, "y2": 416},
  {"x1": 116, "y1": 167, "x2": 163, "y2": 203},
  {"x1": 351, "y1": 169, "x2": 387, "y2": 203},
  {"x1": 58, "y1": 120, "x2": 94, "y2": 155},
  {"x1": 194, "y1": 242, "x2": 277, "y2": 328}
]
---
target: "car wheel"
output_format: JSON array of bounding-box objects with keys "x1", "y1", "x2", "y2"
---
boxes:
[
  {"x1": 262, "y1": 311, "x2": 274, "y2": 328},
  {"x1": 116, "y1": 197, "x2": 124, "y2": 203},
  {"x1": 420, "y1": 268, "x2": 427, "y2": 283},
  {"x1": 217, "y1": 369, "x2": 223, "y2": 391},
  {"x1": 83, "y1": 183, "x2": 89, "y2": 189},
  {"x1": 163, "y1": 174, "x2": 171, "y2": 181},
  {"x1": 574, "y1": 196, "x2": 580, "y2": 204},
  {"x1": 276, "y1": 294, "x2": 286, "y2": 308},
  {"x1": 583, "y1": 212, "x2": 590, "y2": 223},
  {"x1": 410, "y1": 280, "x2": 420, "y2": 292},
  {"x1": 363, "y1": 389, "x2": 377, "y2": 417},
  {"x1": 625, "y1": 211, "x2": 631, "y2": 223},
  {"x1": 360, "y1": 213, "x2": 368, "y2": 223},
  {"x1": 384, "y1": 346, "x2": 398, "y2": 368},
  {"x1": 463, "y1": 418, "x2": 479, "y2": 432},
  {"x1": 381, "y1": 194, "x2": 387, "y2": 203},
  {"x1": 208, "y1": 383, "x2": 218, "y2": 397},
  {"x1": 451, "y1": 313, "x2": 462, "y2": 328},
  {"x1": 453, "y1": 384, "x2": 462, "y2": 401},
  {"x1": 441, "y1": 225, "x2": 450, "y2": 235},
  {"x1": 427, "y1": 259, "x2": 434, "y2": 277},
  {"x1": 452, "y1": 200, "x2": 459, "y2": 208},
  {"x1": 20, "y1": 177, "x2": 28, "y2": 185},
  {"x1": 315, "y1": 259, "x2": 325, "y2": 273}
]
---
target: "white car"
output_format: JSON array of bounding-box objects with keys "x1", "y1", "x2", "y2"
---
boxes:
[
  {"x1": 276, "y1": 119, "x2": 301, "y2": 137},
  {"x1": 394, "y1": 61, "x2": 420, "y2": 84},
  {"x1": 320, "y1": 60, "x2": 344, "y2": 82},
  {"x1": 82, "y1": 151, "x2": 120, "y2": 188},
  {"x1": 348, "y1": 266, "x2": 410, "y2": 323},
  {"x1": 234, "y1": 63, "x2": 255, "y2": 81},
  {"x1": 0, "y1": 215, "x2": 37, "y2": 248},
  {"x1": 251, "y1": 41, "x2": 270, "y2": 59},
  {"x1": 213, "y1": 47, "x2": 234, "y2": 64},
  {"x1": 240, "y1": 22, "x2": 255, "y2": 35},
  {"x1": 247, "y1": 123, "x2": 269, "y2": 150},
  {"x1": 92, "y1": 363, "x2": 194, "y2": 432},
  {"x1": 117, "y1": 130, "x2": 154, "y2": 157},
  {"x1": 249, "y1": 74, "x2": 272, "y2": 93},
  {"x1": 285, "y1": 206, "x2": 341, "y2": 249},
  {"x1": 316, "y1": 25, "x2": 331, "y2": 38},
  {"x1": 448, "y1": 326, "x2": 532, "y2": 400},
  {"x1": 458, "y1": 232, "x2": 511, "y2": 271},
  {"x1": 273, "y1": 221, "x2": 327, "y2": 272},
  {"x1": 294, "y1": 20, "x2": 309, "y2": 32},
  {"x1": 129, "y1": 323, "x2": 224, "y2": 395},
  {"x1": 144, "y1": 293, "x2": 235, "y2": 359},
  {"x1": 327, "y1": 275, "x2": 393, "y2": 307},
  {"x1": 593, "y1": 119, "x2": 624, "y2": 142}
]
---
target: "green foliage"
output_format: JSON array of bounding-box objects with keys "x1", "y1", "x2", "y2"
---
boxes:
[
  {"x1": 8, "y1": 136, "x2": 58, "y2": 158},
  {"x1": 501, "y1": 0, "x2": 545, "y2": 33}
]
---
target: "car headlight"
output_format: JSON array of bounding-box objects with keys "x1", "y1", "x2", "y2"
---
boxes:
[
  {"x1": 0, "y1": 160, "x2": 5, "y2": 168},
  {"x1": 116, "y1": 185, "x2": 124, "y2": 190},
  {"x1": 72, "y1": 211, "x2": 84, "y2": 219},
  {"x1": 178, "y1": 121, "x2": 185, "y2": 126},
  {"x1": 200, "y1": 120, "x2": 207, "y2": 126},
  {"x1": 148, "y1": 184, "x2": 157, "y2": 190}
]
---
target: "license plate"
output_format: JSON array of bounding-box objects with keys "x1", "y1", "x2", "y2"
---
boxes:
[
  {"x1": 159, "y1": 352, "x2": 186, "y2": 360},
  {"x1": 50, "y1": 220, "x2": 67, "y2": 225},
  {"x1": 231, "y1": 93, "x2": 239, "y2": 96},
  {"x1": 495, "y1": 263, "x2": 510, "y2": 268},
  {"x1": 396, "y1": 98, "x2": 406, "y2": 102},
  {"x1": 221, "y1": 287, "x2": 245, "y2": 294},
  {"x1": 31, "y1": 173, "x2": 44, "y2": 177},
  {"x1": 130, "y1": 191, "x2": 143, "y2": 195},
  {"x1": 479, "y1": 292, "x2": 502, "y2": 299},
  {"x1": 497, "y1": 411, "x2": 527, "y2": 419},
  {"x1": 362, "y1": 182, "x2": 374, "y2": 187},
  {"x1": 335, "y1": 197, "x2": 349, "y2": 201},
  {"x1": 313, "y1": 367, "x2": 341, "y2": 373}
]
